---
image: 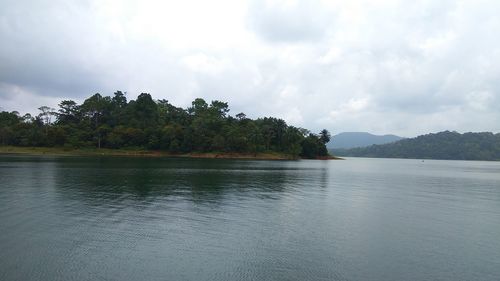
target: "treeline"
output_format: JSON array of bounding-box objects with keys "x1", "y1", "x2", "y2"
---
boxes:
[
  {"x1": 333, "y1": 131, "x2": 500, "y2": 161},
  {"x1": 0, "y1": 92, "x2": 331, "y2": 158}
]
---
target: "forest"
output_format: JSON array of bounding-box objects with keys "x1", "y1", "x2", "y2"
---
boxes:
[
  {"x1": 0, "y1": 92, "x2": 331, "y2": 158},
  {"x1": 332, "y1": 131, "x2": 500, "y2": 161}
]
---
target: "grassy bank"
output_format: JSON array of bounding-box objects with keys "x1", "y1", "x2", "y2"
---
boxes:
[{"x1": 0, "y1": 146, "x2": 341, "y2": 160}]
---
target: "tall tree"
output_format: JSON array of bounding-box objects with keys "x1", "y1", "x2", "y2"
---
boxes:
[
  {"x1": 38, "y1": 106, "x2": 56, "y2": 136},
  {"x1": 81, "y1": 93, "x2": 111, "y2": 148},
  {"x1": 133, "y1": 93, "x2": 158, "y2": 128},
  {"x1": 111, "y1": 91, "x2": 127, "y2": 108},
  {"x1": 57, "y1": 100, "x2": 79, "y2": 125},
  {"x1": 319, "y1": 129, "x2": 331, "y2": 144}
]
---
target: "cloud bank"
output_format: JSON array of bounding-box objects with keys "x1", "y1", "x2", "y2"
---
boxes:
[{"x1": 1, "y1": 0, "x2": 500, "y2": 136}]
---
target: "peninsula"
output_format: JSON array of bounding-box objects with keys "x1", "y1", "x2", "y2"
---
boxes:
[{"x1": 0, "y1": 92, "x2": 334, "y2": 160}]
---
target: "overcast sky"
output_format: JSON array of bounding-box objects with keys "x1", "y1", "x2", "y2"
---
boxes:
[{"x1": 1, "y1": 0, "x2": 499, "y2": 137}]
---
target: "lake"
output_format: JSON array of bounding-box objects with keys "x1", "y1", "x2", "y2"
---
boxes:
[{"x1": 0, "y1": 155, "x2": 499, "y2": 281}]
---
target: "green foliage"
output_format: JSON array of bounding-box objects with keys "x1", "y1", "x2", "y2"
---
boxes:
[
  {"x1": 319, "y1": 129, "x2": 331, "y2": 144},
  {"x1": 301, "y1": 133, "x2": 329, "y2": 158},
  {"x1": 0, "y1": 92, "x2": 329, "y2": 158},
  {"x1": 333, "y1": 131, "x2": 500, "y2": 161}
]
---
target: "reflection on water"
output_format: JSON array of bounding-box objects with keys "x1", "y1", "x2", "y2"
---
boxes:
[
  {"x1": 0, "y1": 155, "x2": 500, "y2": 281},
  {"x1": 51, "y1": 157, "x2": 327, "y2": 204}
]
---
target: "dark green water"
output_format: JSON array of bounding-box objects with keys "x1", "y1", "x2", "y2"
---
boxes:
[{"x1": 1, "y1": 155, "x2": 499, "y2": 281}]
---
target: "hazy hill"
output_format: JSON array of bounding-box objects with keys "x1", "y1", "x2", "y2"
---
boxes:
[
  {"x1": 328, "y1": 132, "x2": 404, "y2": 149},
  {"x1": 332, "y1": 131, "x2": 500, "y2": 161}
]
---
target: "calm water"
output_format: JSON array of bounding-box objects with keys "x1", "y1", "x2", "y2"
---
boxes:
[{"x1": 0, "y1": 155, "x2": 499, "y2": 281}]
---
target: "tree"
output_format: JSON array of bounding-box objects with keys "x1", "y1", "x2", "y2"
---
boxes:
[
  {"x1": 80, "y1": 93, "x2": 112, "y2": 148},
  {"x1": 38, "y1": 106, "x2": 56, "y2": 125},
  {"x1": 209, "y1": 100, "x2": 229, "y2": 118},
  {"x1": 0, "y1": 111, "x2": 21, "y2": 145},
  {"x1": 112, "y1": 91, "x2": 127, "y2": 108},
  {"x1": 81, "y1": 93, "x2": 110, "y2": 127},
  {"x1": 1, "y1": 93, "x2": 334, "y2": 159},
  {"x1": 57, "y1": 100, "x2": 79, "y2": 125},
  {"x1": 188, "y1": 98, "x2": 208, "y2": 116},
  {"x1": 157, "y1": 99, "x2": 189, "y2": 126},
  {"x1": 22, "y1": 113, "x2": 33, "y2": 123},
  {"x1": 236, "y1": 112, "x2": 246, "y2": 121},
  {"x1": 134, "y1": 93, "x2": 158, "y2": 128},
  {"x1": 319, "y1": 129, "x2": 331, "y2": 144},
  {"x1": 38, "y1": 106, "x2": 56, "y2": 136}
]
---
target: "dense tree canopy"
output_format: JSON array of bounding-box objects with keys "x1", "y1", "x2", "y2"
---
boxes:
[
  {"x1": 332, "y1": 131, "x2": 500, "y2": 161},
  {"x1": 0, "y1": 92, "x2": 330, "y2": 158}
]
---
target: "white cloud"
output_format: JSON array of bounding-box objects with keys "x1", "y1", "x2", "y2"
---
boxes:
[
  {"x1": 181, "y1": 53, "x2": 232, "y2": 75},
  {"x1": 1, "y1": 0, "x2": 500, "y2": 136},
  {"x1": 465, "y1": 91, "x2": 494, "y2": 111},
  {"x1": 247, "y1": 0, "x2": 334, "y2": 43}
]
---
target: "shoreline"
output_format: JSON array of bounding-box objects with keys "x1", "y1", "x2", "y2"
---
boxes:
[{"x1": 0, "y1": 146, "x2": 343, "y2": 160}]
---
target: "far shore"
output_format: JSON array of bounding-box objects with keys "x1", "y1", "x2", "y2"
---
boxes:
[{"x1": 0, "y1": 146, "x2": 343, "y2": 160}]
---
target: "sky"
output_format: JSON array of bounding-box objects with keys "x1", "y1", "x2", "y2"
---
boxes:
[{"x1": 1, "y1": 0, "x2": 499, "y2": 137}]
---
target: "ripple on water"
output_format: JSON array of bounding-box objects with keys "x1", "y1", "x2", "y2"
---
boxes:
[{"x1": 1, "y1": 156, "x2": 500, "y2": 281}]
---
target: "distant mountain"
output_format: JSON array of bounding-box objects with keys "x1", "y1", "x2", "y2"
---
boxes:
[
  {"x1": 332, "y1": 131, "x2": 500, "y2": 161},
  {"x1": 328, "y1": 132, "x2": 404, "y2": 149}
]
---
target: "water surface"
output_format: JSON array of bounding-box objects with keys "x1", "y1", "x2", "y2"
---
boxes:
[{"x1": 1, "y1": 155, "x2": 499, "y2": 281}]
